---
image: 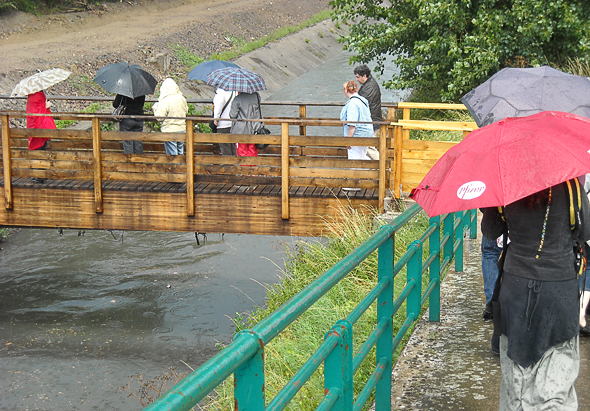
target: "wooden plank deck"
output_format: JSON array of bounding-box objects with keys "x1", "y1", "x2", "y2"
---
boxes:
[{"x1": 0, "y1": 177, "x2": 379, "y2": 237}]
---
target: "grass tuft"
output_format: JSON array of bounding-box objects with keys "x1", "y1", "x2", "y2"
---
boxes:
[{"x1": 202, "y1": 201, "x2": 431, "y2": 410}]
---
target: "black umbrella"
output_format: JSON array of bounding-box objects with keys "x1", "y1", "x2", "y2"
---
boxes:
[
  {"x1": 461, "y1": 66, "x2": 590, "y2": 127},
  {"x1": 93, "y1": 62, "x2": 157, "y2": 98}
]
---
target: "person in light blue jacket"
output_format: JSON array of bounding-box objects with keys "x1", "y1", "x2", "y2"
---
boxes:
[{"x1": 340, "y1": 80, "x2": 372, "y2": 161}]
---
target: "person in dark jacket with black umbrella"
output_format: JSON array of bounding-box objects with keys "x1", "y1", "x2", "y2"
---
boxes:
[
  {"x1": 354, "y1": 65, "x2": 381, "y2": 160},
  {"x1": 113, "y1": 94, "x2": 146, "y2": 154},
  {"x1": 482, "y1": 181, "x2": 590, "y2": 410}
]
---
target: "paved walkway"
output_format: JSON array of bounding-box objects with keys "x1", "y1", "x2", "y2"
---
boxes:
[{"x1": 388, "y1": 235, "x2": 590, "y2": 410}]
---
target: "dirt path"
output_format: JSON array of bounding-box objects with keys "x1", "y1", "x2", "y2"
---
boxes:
[{"x1": 0, "y1": 0, "x2": 330, "y2": 95}]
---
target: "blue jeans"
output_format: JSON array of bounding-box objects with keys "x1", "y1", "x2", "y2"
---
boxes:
[
  {"x1": 164, "y1": 141, "x2": 184, "y2": 155},
  {"x1": 580, "y1": 268, "x2": 590, "y2": 292},
  {"x1": 481, "y1": 235, "x2": 502, "y2": 304}
]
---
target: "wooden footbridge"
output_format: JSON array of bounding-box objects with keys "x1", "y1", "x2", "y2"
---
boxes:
[{"x1": 0, "y1": 100, "x2": 476, "y2": 237}]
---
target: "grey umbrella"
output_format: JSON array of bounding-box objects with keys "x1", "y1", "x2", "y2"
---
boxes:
[
  {"x1": 461, "y1": 66, "x2": 590, "y2": 127},
  {"x1": 93, "y1": 62, "x2": 157, "y2": 99}
]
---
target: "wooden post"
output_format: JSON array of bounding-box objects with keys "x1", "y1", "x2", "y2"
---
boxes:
[
  {"x1": 186, "y1": 120, "x2": 195, "y2": 216},
  {"x1": 393, "y1": 125, "x2": 403, "y2": 198},
  {"x1": 298, "y1": 104, "x2": 306, "y2": 136},
  {"x1": 378, "y1": 124, "x2": 387, "y2": 213},
  {"x1": 1, "y1": 114, "x2": 13, "y2": 210},
  {"x1": 281, "y1": 122, "x2": 290, "y2": 220},
  {"x1": 402, "y1": 107, "x2": 410, "y2": 140},
  {"x1": 387, "y1": 108, "x2": 397, "y2": 197},
  {"x1": 91, "y1": 117, "x2": 103, "y2": 213}
]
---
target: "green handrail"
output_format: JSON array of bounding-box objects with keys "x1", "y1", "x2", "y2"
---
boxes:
[{"x1": 143, "y1": 205, "x2": 477, "y2": 411}]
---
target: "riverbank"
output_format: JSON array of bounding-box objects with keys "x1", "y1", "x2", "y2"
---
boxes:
[{"x1": 0, "y1": 0, "x2": 344, "y2": 112}]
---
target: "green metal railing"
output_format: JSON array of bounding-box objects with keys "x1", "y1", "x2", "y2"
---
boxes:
[{"x1": 143, "y1": 204, "x2": 477, "y2": 411}]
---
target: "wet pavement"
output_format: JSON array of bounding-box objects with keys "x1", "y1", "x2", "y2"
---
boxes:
[{"x1": 388, "y1": 234, "x2": 590, "y2": 410}]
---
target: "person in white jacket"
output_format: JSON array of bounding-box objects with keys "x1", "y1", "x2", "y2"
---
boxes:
[
  {"x1": 213, "y1": 87, "x2": 237, "y2": 155},
  {"x1": 153, "y1": 78, "x2": 188, "y2": 155}
]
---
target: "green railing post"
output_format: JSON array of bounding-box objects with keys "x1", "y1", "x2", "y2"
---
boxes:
[
  {"x1": 407, "y1": 241, "x2": 423, "y2": 321},
  {"x1": 324, "y1": 320, "x2": 353, "y2": 411},
  {"x1": 429, "y1": 216, "x2": 441, "y2": 322},
  {"x1": 375, "y1": 236, "x2": 394, "y2": 411},
  {"x1": 469, "y1": 209, "x2": 477, "y2": 239},
  {"x1": 443, "y1": 213, "x2": 454, "y2": 268},
  {"x1": 234, "y1": 330, "x2": 265, "y2": 410},
  {"x1": 454, "y1": 211, "x2": 464, "y2": 272}
]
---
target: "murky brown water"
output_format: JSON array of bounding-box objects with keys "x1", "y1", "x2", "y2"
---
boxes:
[{"x1": 0, "y1": 229, "x2": 292, "y2": 410}]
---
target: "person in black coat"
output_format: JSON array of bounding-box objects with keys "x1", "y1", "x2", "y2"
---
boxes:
[
  {"x1": 113, "y1": 94, "x2": 145, "y2": 154},
  {"x1": 482, "y1": 181, "x2": 590, "y2": 409}
]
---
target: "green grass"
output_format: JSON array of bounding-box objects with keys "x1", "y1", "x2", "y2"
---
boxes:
[
  {"x1": 202, "y1": 202, "x2": 432, "y2": 410},
  {"x1": 561, "y1": 57, "x2": 590, "y2": 77},
  {"x1": 172, "y1": 9, "x2": 332, "y2": 72},
  {"x1": 408, "y1": 110, "x2": 474, "y2": 142}
]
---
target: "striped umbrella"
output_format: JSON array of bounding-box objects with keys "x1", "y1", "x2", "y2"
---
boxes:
[
  {"x1": 11, "y1": 68, "x2": 72, "y2": 97},
  {"x1": 206, "y1": 67, "x2": 266, "y2": 93}
]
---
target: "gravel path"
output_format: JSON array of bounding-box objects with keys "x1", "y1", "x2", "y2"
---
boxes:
[{"x1": 0, "y1": 0, "x2": 331, "y2": 112}]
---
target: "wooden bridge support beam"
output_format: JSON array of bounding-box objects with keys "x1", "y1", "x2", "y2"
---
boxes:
[
  {"x1": 393, "y1": 125, "x2": 403, "y2": 198},
  {"x1": 91, "y1": 117, "x2": 103, "y2": 213},
  {"x1": 378, "y1": 124, "x2": 387, "y2": 213},
  {"x1": 1, "y1": 114, "x2": 12, "y2": 210},
  {"x1": 298, "y1": 104, "x2": 306, "y2": 136},
  {"x1": 186, "y1": 120, "x2": 195, "y2": 216},
  {"x1": 281, "y1": 122, "x2": 290, "y2": 220}
]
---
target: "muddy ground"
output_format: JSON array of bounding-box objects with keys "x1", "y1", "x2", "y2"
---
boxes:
[{"x1": 0, "y1": 0, "x2": 332, "y2": 111}]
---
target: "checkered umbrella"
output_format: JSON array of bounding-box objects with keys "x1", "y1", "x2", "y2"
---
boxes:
[{"x1": 206, "y1": 67, "x2": 266, "y2": 93}]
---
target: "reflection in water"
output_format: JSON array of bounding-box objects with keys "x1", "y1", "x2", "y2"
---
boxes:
[{"x1": 0, "y1": 228, "x2": 292, "y2": 410}]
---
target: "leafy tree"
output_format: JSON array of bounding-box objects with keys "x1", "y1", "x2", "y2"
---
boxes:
[{"x1": 330, "y1": 0, "x2": 590, "y2": 102}]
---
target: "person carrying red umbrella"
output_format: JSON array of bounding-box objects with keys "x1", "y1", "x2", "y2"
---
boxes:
[
  {"x1": 410, "y1": 111, "x2": 590, "y2": 410},
  {"x1": 481, "y1": 181, "x2": 590, "y2": 410}
]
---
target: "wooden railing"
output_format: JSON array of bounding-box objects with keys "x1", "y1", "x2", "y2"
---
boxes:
[
  {"x1": 0, "y1": 111, "x2": 390, "y2": 220},
  {"x1": 0, "y1": 100, "x2": 479, "y2": 215}
]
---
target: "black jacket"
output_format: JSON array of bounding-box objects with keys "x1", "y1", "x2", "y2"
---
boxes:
[
  {"x1": 482, "y1": 182, "x2": 590, "y2": 282},
  {"x1": 358, "y1": 76, "x2": 382, "y2": 130},
  {"x1": 113, "y1": 94, "x2": 145, "y2": 116}
]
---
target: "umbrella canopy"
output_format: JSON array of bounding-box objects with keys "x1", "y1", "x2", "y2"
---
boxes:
[
  {"x1": 461, "y1": 66, "x2": 590, "y2": 127},
  {"x1": 11, "y1": 68, "x2": 72, "y2": 97},
  {"x1": 206, "y1": 67, "x2": 266, "y2": 93},
  {"x1": 188, "y1": 60, "x2": 240, "y2": 82},
  {"x1": 409, "y1": 111, "x2": 590, "y2": 217},
  {"x1": 93, "y1": 62, "x2": 157, "y2": 99}
]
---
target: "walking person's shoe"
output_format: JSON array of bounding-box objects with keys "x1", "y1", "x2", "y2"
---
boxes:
[
  {"x1": 482, "y1": 302, "x2": 494, "y2": 322},
  {"x1": 491, "y1": 335, "x2": 500, "y2": 355}
]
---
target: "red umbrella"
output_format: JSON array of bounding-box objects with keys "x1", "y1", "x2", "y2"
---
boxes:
[{"x1": 410, "y1": 111, "x2": 590, "y2": 217}]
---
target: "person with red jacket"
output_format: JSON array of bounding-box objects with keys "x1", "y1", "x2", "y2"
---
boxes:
[
  {"x1": 26, "y1": 90, "x2": 55, "y2": 150},
  {"x1": 26, "y1": 90, "x2": 56, "y2": 183}
]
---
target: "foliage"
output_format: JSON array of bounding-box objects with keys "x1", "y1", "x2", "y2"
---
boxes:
[
  {"x1": 330, "y1": 0, "x2": 590, "y2": 102},
  {"x1": 562, "y1": 57, "x2": 590, "y2": 77},
  {"x1": 215, "y1": 10, "x2": 332, "y2": 62},
  {"x1": 1, "y1": 0, "x2": 121, "y2": 13},
  {"x1": 203, "y1": 202, "x2": 432, "y2": 410}
]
